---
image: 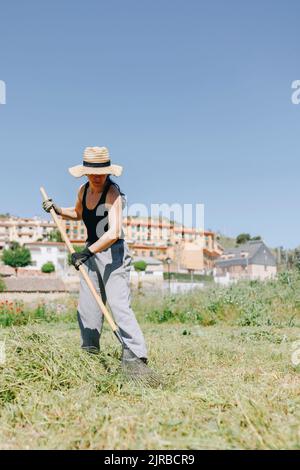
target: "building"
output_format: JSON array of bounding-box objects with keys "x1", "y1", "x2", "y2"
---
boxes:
[
  {"x1": 124, "y1": 217, "x2": 223, "y2": 272},
  {"x1": 62, "y1": 218, "x2": 87, "y2": 242},
  {"x1": 164, "y1": 235, "x2": 222, "y2": 274},
  {"x1": 1, "y1": 214, "x2": 223, "y2": 274},
  {"x1": 214, "y1": 240, "x2": 277, "y2": 282},
  {"x1": 127, "y1": 241, "x2": 169, "y2": 260},
  {"x1": 52, "y1": 216, "x2": 224, "y2": 272},
  {"x1": 0, "y1": 215, "x2": 56, "y2": 249},
  {"x1": 24, "y1": 242, "x2": 68, "y2": 273},
  {"x1": 123, "y1": 216, "x2": 203, "y2": 245}
]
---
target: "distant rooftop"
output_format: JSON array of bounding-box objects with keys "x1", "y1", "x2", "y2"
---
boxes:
[
  {"x1": 215, "y1": 240, "x2": 276, "y2": 268},
  {"x1": 222, "y1": 240, "x2": 264, "y2": 257}
]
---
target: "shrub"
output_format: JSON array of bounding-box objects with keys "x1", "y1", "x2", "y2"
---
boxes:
[
  {"x1": 133, "y1": 261, "x2": 147, "y2": 272},
  {"x1": 41, "y1": 262, "x2": 55, "y2": 273}
]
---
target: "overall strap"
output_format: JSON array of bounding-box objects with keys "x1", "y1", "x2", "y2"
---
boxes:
[
  {"x1": 97, "y1": 178, "x2": 112, "y2": 208},
  {"x1": 82, "y1": 182, "x2": 89, "y2": 209}
]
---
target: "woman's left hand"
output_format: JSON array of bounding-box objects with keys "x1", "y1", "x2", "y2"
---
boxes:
[{"x1": 71, "y1": 247, "x2": 94, "y2": 270}]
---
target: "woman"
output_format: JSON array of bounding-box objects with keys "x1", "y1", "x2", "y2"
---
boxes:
[{"x1": 42, "y1": 146, "x2": 148, "y2": 362}]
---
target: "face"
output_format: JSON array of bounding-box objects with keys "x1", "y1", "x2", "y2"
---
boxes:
[{"x1": 88, "y1": 174, "x2": 107, "y2": 189}]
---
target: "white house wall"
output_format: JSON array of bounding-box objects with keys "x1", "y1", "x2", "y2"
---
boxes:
[{"x1": 28, "y1": 246, "x2": 68, "y2": 272}]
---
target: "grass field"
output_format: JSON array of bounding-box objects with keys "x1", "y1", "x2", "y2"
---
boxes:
[
  {"x1": 0, "y1": 320, "x2": 299, "y2": 449},
  {"x1": 1, "y1": 272, "x2": 300, "y2": 449}
]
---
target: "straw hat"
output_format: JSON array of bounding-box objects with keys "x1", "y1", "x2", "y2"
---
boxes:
[{"x1": 68, "y1": 147, "x2": 123, "y2": 178}]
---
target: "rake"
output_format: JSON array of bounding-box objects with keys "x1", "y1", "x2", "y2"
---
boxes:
[{"x1": 40, "y1": 186, "x2": 162, "y2": 387}]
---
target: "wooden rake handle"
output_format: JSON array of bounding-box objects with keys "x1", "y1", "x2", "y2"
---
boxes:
[{"x1": 40, "y1": 186, "x2": 118, "y2": 334}]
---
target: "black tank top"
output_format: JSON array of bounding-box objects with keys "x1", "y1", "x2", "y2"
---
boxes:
[{"x1": 82, "y1": 180, "x2": 112, "y2": 244}]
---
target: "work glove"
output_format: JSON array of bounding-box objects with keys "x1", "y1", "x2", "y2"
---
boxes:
[
  {"x1": 71, "y1": 247, "x2": 94, "y2": 270},
  {"x1": 42, "y1": 198, "x2": 62, "y2": 215}
]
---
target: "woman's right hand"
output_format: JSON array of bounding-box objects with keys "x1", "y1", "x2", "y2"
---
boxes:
[{"x1": 42, "y1": 198, "x2": 62, "y2": 215}]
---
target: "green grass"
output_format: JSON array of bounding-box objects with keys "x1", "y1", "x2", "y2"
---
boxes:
[
  {"x1": 135, "y1": 271, "x2": 300, "y2": 327},
  {"x1": 0, "y1": 321, "x2": 299, "y2": 449}
]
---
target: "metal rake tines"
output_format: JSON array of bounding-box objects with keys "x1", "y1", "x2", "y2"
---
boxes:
[{"x1": 121, "y1": 347, "x2": 163, "y2": 388}]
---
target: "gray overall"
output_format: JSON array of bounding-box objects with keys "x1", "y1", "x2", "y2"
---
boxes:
[{"x1": 77, "y1": 182, "x2": 147, "y2": 359}]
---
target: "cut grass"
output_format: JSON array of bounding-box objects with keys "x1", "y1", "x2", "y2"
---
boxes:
[{"x1": 0, "y1": 321, "x2": 299, "y2": 449}]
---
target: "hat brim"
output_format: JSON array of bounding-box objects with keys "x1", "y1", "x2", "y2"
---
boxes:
[{"x1": 68, "y1": 164, "x2": 123, "y2": 178}]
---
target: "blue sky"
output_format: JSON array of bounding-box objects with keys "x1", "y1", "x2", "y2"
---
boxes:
[{"x1": 0, "y1": 0, "x2": 299, "y2": 248}]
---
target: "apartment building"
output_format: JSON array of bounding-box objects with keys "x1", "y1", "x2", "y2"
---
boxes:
[
  {"x1": 123, "y1": 216, "x2": 202, "y2": 245},
  {"x1": 0, "y1": 216, "x2": 56, "y2": 249},
  {"x1": 62, "y1": 219, "x2": 87, "y2": 242},
  {"x1": 124, "y1": 217, "x2": 223, "y2": 271},
  {"x1": 59, "y1": 216, "x2": 223, "y2": 271},
  {"x1": 1, "y1": 215, "x2": 223, "y2": 272}
]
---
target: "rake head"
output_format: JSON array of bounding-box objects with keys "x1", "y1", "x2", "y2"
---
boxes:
[{"x1": 120, "y1": 346, "x2": 163, "y2": 388}]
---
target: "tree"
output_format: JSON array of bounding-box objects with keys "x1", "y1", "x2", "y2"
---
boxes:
[
  {"x1": 133, "y1": 260, "x2": 147, "y2": 293},
  {"x1": 236, "y1": 233, "x2": 262, "y2": 245},
  {"x1": 236, "y1": 233, "x2": 251, "y2": 245},
  {"x1": 47, "y1": 229, "x2": 63, "y2": 242},
  {"x1": 41, "y1": 261, "x2": 55, "y2": 273},
  {"x1": 2, "y1": 244, "x2": 31, "y2": 275}
]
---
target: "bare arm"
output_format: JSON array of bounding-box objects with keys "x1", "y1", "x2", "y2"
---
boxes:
[
  {"x1": 88, "y1": 185, "x2": 123, "y2": 254},
  {"x1": 59, "y1": 185, "x2": 84, "y2": 221}
]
